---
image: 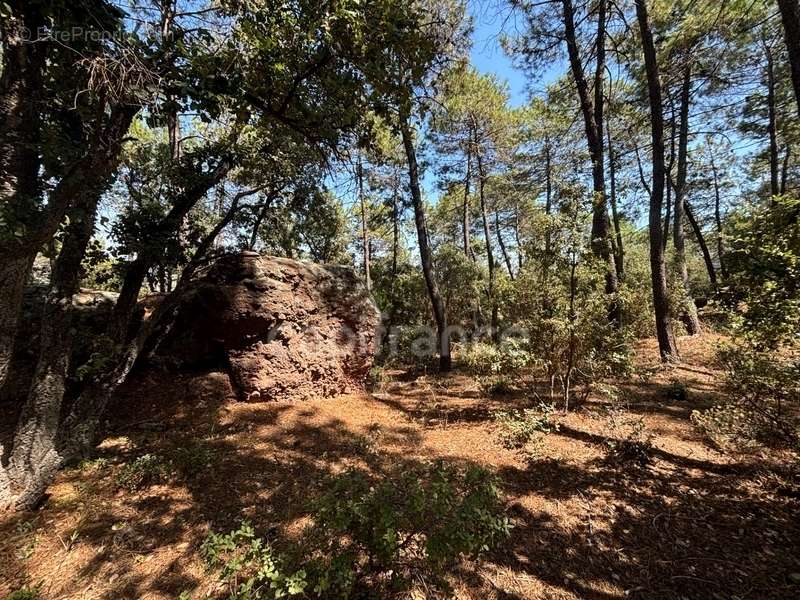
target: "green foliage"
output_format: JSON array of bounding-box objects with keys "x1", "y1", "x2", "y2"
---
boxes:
[
  {"x1": 202, "y1": 522, "x2": 311, "y2": 600},
  {"x1": 116, "y1": 454, "x2": 169, "y2": 491},
  {"x1": 692, "y1": 343, "x2": 800, "y2": 452},
  {"x1": 203, "y1": 462, "x2": 510, "y2": 598},
  {"x1": 4, "y1": 586, "x2": 40, "y2": 600},
  {"x1": 601, "y1": 408, "x2": 653, "y2": 466},
  {"x1": 79, "y1": 239, "x2": 122, "y2": 291},
  {"x1": 459, "y1": 338, "x2": 531, "y2": 376},
  {"x1": 172, "y1": 442, "x2": 217, "y2": 478},
  {"x1": 724, "y1": 196, "x2": 800, "y2": 348},
  {"x1": 494, "y1": 403, "x2": 559, "y2": 449}
]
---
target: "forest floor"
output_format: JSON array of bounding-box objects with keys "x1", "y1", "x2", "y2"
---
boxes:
[{"x1": 1, "y1": 333, "x2": 799, "y2": 599}]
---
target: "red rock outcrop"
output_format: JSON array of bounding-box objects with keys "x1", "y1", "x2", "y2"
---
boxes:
[{"x1": 154, "y1": 253, "x2": 380, "y2": 402}]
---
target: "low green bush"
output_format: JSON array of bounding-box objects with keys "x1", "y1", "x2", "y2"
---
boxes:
[
  {"x1": 494, "y1": 403, "x2": 559, "y2": 449},
  {"x1": 691, "y1": 343, "x2": 800, "y2": 452},
  {"x1": 202, "y1": 462, "x2": 511, "y2": 598},
  {"x1": 116, "y1": 454, "x2": 169, "y2": 491}
]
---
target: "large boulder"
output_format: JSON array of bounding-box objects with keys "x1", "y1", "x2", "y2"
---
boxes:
[{"x1": 153, "y1": 253, "x2": 381, "y2": 402}]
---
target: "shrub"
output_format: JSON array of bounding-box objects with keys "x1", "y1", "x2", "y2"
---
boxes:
[
  {"x1": 203, "y1": 462, "x2": 511, "y2": 598},
  {"x1": 116, "y1": 454, "x2": 169, "y2": 491},
  {"x1": 494, "y1": 403, "x2": 559, "y2": 449},
  {"x1": 5, "y1": 586, "x2": 40, "y2": 600},
  {"x1": 172, "y1": 442, "x2": 216, "y2": 478},
  {"x1": 460, "y1": 338, "x2": 531, "y2": 377},
  {"x1": 479, "y1": 376, "x2": 514, "y2": 396},
  {"x1": 602, "y1": 408, "x2": 653, "y2": 466},
  {"x1": 691, "y1": 343, "x2": 799, "y2": 452}
]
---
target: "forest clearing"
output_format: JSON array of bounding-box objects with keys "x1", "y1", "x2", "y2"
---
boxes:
[{"x1": 1, "y1": 334, "x2": 799, "y2": 599}]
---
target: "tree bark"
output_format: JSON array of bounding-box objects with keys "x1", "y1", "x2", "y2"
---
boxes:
[
  {"x1": 357, "y1": 155, "x2": 371, "y2": 293},
  {"x1": 673, "y1": 65, "x2": 701, "y2": 335},
  {"x1": 544, "y1": 135, "x2": 553, "y2": 260},
  {"x1": 664, "y1": 108, "x2": 676, "y2": 251},
  {"x1": 635, "y1": 0, "x2": 679, "y2": 360},
  {"x1": 0, "y1": 1, "x2": 46, "y2": 225},
  {"x1": 475, "y1": 142, "x2": 499, "y2": 340},
  {"x1": 462, "y1": 147, "x2": 473, "y2": 259},
  {"x1": 399, "y1": 111, "x2": 451, "y2": 371},
  {"x1": 765, "y1": 42, "x2": 780, "y2": 198},
  {"x1": 108, "y1": 158, "x2": 233, "y2": 342},
  {"x1": 777, "y1": 0, "x2": 800, "y2": 117},
  {"x1": 683, "y1": 199, "x2": 717, "y2": 289},
  {"x1": 0, "y1": 104, "x2": 137, "y2": 392},
  {"x1": 709, "y1": 150, "x2": 728, "y2": 280},
  {"x1": 494, "y1": 208, "x2": 515, "y2": 280},
  {"x1": 561, "y1": 0, "x2": 619, "y2": 323},
  {"x1": 607, "y1": 125, "x2": 624, "y2": 282},
  {"x1": 0, "y1": 255, "x2": 35, "y2": 391},
  {"x1": 5, "y1": 196, "x2": 98, "y2": 510}
]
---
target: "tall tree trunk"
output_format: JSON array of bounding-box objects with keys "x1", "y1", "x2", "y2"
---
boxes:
[
  {"x1": 494, "y1": 208, "x2": 515, "y2": 280},
  {"x1": 781, "y1": 145, "x2": 791, "y2": 195},
  {"x1": 635, "y1": 0, "x2": 679, "y2": 360},
  {"x1": 765, "y1": 43, "x2": 780, "y2": 198},
  {"x1": 673, "y1": 65, "x2": 701, "y2": 335},
  {"x1": 0, "y1": 3, "x2": 46, "y2": 391},
  {"x1": 0, "y1": 255, "x2": 35, "y2": 390},
  {"x1": 777, "y1": 0, "x2": 800, "y2": 117},
  {"x1": 0, "y1": 104, "x2": 137, "y2": 391},
  {"x1": 544, "y1": 136, "x2": 553, "y2": 259},
  {"x1": 399, "y1": 111, "x2": 451, "y2": 371},
  {"x1": 357, "y1": 155, "x2": 371, "y2": 293},
  {"x1": 607, "y1": 125, "x2": 624, "y2": 282},
  {"x1": 514, "y1": 204, "x2": 524, "y2": 270},
  {"x1": 709, "y1": 151, "x2": 728, "y2": 280},
  {"x1": 475, "y1": 144, "x2": 499, "y2": 340},
  {"x1": 462, "y1": 147, "x2": 473, "y2": 259},
  {"x1": 5, "y1": 195, "x2": 98, "y2": 510},
  {"x1": 684, "y1": 199, "x2": 717, "y2": 289},
  {"x1": 561, "y1": 0, "x2": 619, "y2": 323},
  {"x1": 663, "y1": 108, "x2": 676, "y2": 251},
  {"x1": 0, "y1": 1, "x2": 46, "y2": 222}
]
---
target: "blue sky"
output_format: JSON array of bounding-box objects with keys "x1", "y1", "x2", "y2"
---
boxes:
[
  {"x1": 469, "y1": 1, "x2": 529, "y2": 106},
  {"x1": 468, "y1": 1, "x2": 566, "y2": 106}
]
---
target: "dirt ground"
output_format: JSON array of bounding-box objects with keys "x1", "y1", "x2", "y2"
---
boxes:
[{"x1": 1, "y1": 333, "x2": 799, "y2": 599}]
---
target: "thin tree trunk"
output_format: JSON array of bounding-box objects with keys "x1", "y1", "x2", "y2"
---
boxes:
[
  {"x1": 673, "y1": 65, "x2": 701, "y2": 335},
  {"x1": 664, "y1": 106, "x2": 677, "y2": 251},
  {"x1": 475, "y1": 144, "x2": 499, "y2": 340},
  {"x1": 357, "y1": 155, "x2": 371, "y2": 293},
  {"x1": 494, "y1": 208, "x2": 515, "y2": 280},
  {"x1": 635, "y1": 0, "x2": 679, "y2": 360},
  {"x1": 777, "y1": 0, "x2": 800, "y2": 117},
  {"x1": 607, "y1": 125, "x2": 624, "y2": 282},
  {"x1": 561, "y1": 0, "x2": 619, "y2": 323},
  {"x1": 684, "y1": 199, "x2": 717, "y2": 289},
  {"x1": 399, "y1": 111, "x2": 451, "y2": 371},
  {"x1": 544, "y1": 136, "x2": 553, "y2": 259},
  {"x1": 765, "y1": 43, "x2": 780, "y2": 198},
  {"x1": 514, "y1": 204, "x2": 524, "y2": 270},
  {"x1": 463, "y1": 148, "x2": 473, "y2": 258},
  {"x1": 709, "y1": 151, "x2": 728, "y2": 280},
  {"x1": 108, "y1": 159, "x2": 233, "y2": 342},
  {"x1": 781, "y1": 145, "x2": 791, "y2": 195}
]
